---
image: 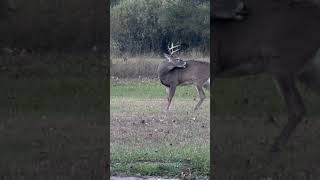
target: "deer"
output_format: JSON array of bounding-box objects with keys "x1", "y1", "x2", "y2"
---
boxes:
[
  {"x1": 212, "y1": 0, "x2": 320, "y2": 152},
  {"x1": 158, "y1": 43, "x2": 210, "y2": 111}
]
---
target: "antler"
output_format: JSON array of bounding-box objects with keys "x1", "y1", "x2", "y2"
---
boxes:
[{"x1": 168, "y1": 42, "x2": 180, "y2": 56}]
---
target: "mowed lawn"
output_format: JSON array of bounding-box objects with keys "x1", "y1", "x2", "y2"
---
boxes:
[{"x1": 110, "y1": 79, "x2": 210, "y2": 178}]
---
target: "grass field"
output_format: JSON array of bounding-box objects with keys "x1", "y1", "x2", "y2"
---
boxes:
[
  {"x1": 3, "y1": 53, "x2": 320, "y2": 179},
  {"x1": 0, "y1": 54, "x2": 108, "y2": 179},
  {"x1": 111, "y1": 75, "x2": 320, "y2": 179},
  {"x1": 110, "y1": 79, "x2": 210, "y2": 179}
]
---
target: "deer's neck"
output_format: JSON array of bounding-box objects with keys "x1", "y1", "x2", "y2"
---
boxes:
[{"x1": 158, "y1": 62, "x2": 176, "y2": 75}]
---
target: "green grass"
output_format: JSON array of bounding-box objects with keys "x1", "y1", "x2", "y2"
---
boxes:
[
  {"x1": 111, "y1": 75, "x2": 320, "y2": 115},
  {"x1": 110, "y1": 75, "x2": 320, "y2": 178},
  {"x1": 111, "y1": 145, "x2": 209, "y2": 177},
  {"x1": 111, "y1": 79, "x2": 210, "y2": 178},
  {"x1": 111, "y1": 79, "x2": 199, "y2": 99}
]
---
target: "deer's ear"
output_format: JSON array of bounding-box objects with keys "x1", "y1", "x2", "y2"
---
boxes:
[{"x1": 164, "y1": 53, "x2": 172, "y2": 62}]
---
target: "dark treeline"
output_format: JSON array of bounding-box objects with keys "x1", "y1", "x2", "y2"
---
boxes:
[
  {"x1": 0, "y1": 0, "x2": 106, "y2": 52},
  {"x1": 111, "y1": 0, "x2": 210, "y2": 56}
]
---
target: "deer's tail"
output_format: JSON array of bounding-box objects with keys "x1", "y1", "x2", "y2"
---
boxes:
[
  {"x1": 203, "y1": 77, "x2": 211, "y2": 91},
  {"x1": 298, "y1": 48, "x2": 320, "y2": 92}
]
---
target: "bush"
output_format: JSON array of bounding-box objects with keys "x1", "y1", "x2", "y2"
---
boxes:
[{"x1": 111, "y1": 0, "x2": 209, "y2": 56}]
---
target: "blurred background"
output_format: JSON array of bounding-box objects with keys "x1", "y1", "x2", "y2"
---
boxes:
[{"x1": 0, "y1": 0, "x2": 108, "y2": 179}]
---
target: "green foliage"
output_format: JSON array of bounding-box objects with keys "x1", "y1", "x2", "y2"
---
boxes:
[
  {"x1": 111, "y1": 0, "x2": 209, "y2": 56},
  {"x1": 159, "y1": 0, "x2": 210, "y2": 48}
]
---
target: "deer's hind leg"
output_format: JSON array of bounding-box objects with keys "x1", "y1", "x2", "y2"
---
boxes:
[
  {"x1": 166, "y1": 86, "x2": 176, "y2": 110},
  {"x1": 271, "y1": 75, "x2": 306, "y2": 152},
  {"x1": 194, "y1": 85, "x2": 206, "y2": 110}
]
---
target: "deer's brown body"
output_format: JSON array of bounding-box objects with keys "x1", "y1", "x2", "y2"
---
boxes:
[
  {"x1": 158, "y1": 49, "x2": 210, "y2": 110},
  {"x1": 159, "y1": 60, "x2": 210, "y2": 87},
  {"x1": 213, "y1": 0, "x2": 320, "y2": 151}
]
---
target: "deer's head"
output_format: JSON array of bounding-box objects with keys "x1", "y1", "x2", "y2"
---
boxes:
[{"x1": 163, "y1": 43, "x2": 187, "y2": 69}]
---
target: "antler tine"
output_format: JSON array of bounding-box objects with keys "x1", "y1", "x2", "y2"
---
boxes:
[
  {"x1": 171, "y1": 48, "x2": 180, "y2": 55},
  {"x1": 168, "y1": 42, "x2": 181, "y2": 56},
  {"x1": 170, "y1": 43, "x2": 180, "y2": 49}
]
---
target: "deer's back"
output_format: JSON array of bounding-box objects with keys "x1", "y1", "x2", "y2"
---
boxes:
[
  {"x1": 159, "y1": 60, "x2": 210, "y2": 87},
  {"x1": 213, "y1": 0, "x2": 320, "y2": 76}
]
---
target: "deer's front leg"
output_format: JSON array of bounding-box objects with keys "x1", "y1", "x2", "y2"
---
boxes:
[
  {"x1": 271, "y1": 75, "x2": 306, "y2": 152},
  {"x1": 166, "y1": 86, "x2": 176, "y2": 110}
]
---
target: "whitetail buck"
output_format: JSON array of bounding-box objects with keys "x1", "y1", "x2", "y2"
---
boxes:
[
  {"x1": 212, "y1": 0, "x2": 320, "y2": 151},
  {"x1": 158, "y1": 43, "x2": 210, "y2": 110}
]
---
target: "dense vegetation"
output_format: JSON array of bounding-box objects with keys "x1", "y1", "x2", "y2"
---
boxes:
[{"x1": 111, "y1": 0, "x2": 210, "y2": 56}]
